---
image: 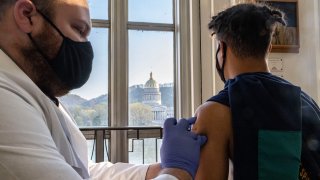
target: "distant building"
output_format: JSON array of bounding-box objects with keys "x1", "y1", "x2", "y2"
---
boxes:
[
  {"x1": 160, "y1": 83, "x2": 174, "y2": 88},
  {"x1": 143, "y1": 72, "x2": 168, "y2": 123},
  {"x1": 130, "y1": 84, "x2": 144, "y2": 89},
  {"x1": 143, "y1": 72, "x2": 162, "y2": 106}
]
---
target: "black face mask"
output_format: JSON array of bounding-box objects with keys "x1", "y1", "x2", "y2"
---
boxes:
[
  {"x1": 215, "y1": 42, "x2": 227, "y2": 83},
  {"x1": 28, "y1": 10, "x2": 94, "y2": 90}
]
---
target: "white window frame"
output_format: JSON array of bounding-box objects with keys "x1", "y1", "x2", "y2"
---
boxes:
[{"x1": 200, "y1": 0, "x2": 216, "y2": 101}]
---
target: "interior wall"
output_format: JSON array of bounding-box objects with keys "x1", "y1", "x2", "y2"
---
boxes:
[{"x1": 268, "y1": 0, "x2": 320, "y2": 101}]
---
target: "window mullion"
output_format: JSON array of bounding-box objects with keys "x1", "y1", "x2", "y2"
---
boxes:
[
  {"x1": 127, "y1": 22, "x2": 174, "y2": 31},
  {"x1": 109, "y1": 0, "x2": 129, "y2": 163},
  {"x1": 92, "y1": 19, "x2": 110, "y2": 28}
]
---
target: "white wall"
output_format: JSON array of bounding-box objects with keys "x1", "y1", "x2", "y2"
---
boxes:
[
  {"x1": 268, "y1": 0, "x2": 320, "y2": 101},
  {"x1": 202, "y1": 0, "x2": 320, "y2": 103}
]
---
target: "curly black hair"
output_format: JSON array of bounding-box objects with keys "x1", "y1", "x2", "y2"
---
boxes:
[{"x1": 209, "y1": 3, "x2": 286, "y2": 59}]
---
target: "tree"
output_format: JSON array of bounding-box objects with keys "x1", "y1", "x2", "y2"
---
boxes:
[
  {"x1": 69, "y1": 106, "x2": 85, "y2": 126},
  {"x1": 92, "y1": 115, "x2": 101, "y2": 126},
  {"x1": 129, "y1": 103, "x2": 153, "y2": 126},
  {"x1": 92, "y1": 103, "x2": 108, "y2": 126}
]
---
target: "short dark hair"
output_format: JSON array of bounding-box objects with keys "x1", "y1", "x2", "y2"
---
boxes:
[
  {"x1": 0, "y1": 0, "x2": 56, "y2": 20},
  {"x1": 209, "y1": 3, "x2": 286, "y2": 59}
]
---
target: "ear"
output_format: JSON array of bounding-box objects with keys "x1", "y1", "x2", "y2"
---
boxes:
[
  {"x1": 268, "y1": 43, "x2": 273, "y2": 53},
  {"x1": 13, "y1": 0, "x2": 37, "y2": 33},
  {"x1": 219, "y1": 41, "x2": 227, "y2": 57}
]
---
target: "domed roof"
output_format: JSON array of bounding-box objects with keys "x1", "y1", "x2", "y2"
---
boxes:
[{"x1": 144, "y1": 72, "x2": 159, "y2": 88}]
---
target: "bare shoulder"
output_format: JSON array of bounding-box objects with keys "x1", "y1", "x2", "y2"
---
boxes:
[
  {"x1": 193, "y1": 102, "x2": 233, "y2": 180},
  {"x1": 193, "y1": 101, "x2": 231, "y2": 135}
]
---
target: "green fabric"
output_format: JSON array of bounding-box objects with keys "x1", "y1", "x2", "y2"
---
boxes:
[{"x1": 258, "y1": 130, "x2": 302, "y2": 180}]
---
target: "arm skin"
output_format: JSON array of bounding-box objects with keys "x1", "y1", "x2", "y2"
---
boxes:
[
  {"x1": 146, "y1": 103, "x2": 232, "y2": 180},
  {"x1": 192, "y1": 102, "x2": 233, "y2": 180},
  {"x1": 145, "y1": 163, "x2": 162, "y2": 179}
]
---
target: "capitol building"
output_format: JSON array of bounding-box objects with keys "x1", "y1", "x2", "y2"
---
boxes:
[{"x1": 143, "y1": 72, "x2": 173, "y2": 124}]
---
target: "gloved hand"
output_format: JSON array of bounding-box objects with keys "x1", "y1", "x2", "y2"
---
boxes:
[{"x1": 160, "y1": 117, "x2": 207, "y2": 179}]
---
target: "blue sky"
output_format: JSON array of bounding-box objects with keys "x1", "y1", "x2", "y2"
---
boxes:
[{"x1": 71, "y1": 0, "x2": 174, "y2": 99}]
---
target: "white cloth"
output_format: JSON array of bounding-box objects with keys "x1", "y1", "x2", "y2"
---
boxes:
[
  {"x1": 153, "y1": 174, "x2": 178, "y2": 180},
  {"x1": 0, "y1": 49, "x2": 149, "y2": 179}
]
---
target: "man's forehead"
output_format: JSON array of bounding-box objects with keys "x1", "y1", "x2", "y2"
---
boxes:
[
  {"x1": 54, "y1": 0, "x2": 91, "y2": 30},
  {"x1": 57, "y1": 0, "x2": 89, "y2": 8},
  {"x1": 54, "y1": 0, "x2": 90, "y2": 19}
]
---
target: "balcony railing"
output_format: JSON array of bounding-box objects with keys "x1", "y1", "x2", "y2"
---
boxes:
[{"x1": 80, "y1": 126, "x2": 163, "y2": 163}]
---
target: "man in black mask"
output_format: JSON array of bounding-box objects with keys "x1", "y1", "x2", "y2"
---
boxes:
[
  {"x1": 0, "y1": 0, "x2": 206, "y2": 179},
  {"x1": 192, "y1": 3, "x2": 320, "y2": 180}
]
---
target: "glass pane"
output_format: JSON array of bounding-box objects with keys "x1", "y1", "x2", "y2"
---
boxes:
[
  {"x1": 128, "y1": 0, "x2": 173, "y2": 24},
  {"x1": 87, "y1": 140, "x2": 96, "y2": 162},
  {"x1": 104, "y1": 139, "x2": 110, "y2": 162},
  {"x1": 60, "y1": 28, "x2": 109, "y2": 127},
  {"x1": 128, "y1": 30, "x2": 174, "y2": 126},
  {"x1": 129, "y1": 138, "x2": 162, "y2": 164},
  {"x1": 88, "y1": 0, "x2": 109, "y2": 20},
  {"x1": 86, "y1": 139, "x2": 110, "y2": 163}
]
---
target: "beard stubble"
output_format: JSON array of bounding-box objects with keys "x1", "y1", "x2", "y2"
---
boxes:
[{"x1": 20, "y1": 21, "x2": 70, "y2": 98}]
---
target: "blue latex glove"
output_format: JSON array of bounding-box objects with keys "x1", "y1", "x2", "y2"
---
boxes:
[{"x1": 160, "y1": 117, "x2": 207, "y2": 179}]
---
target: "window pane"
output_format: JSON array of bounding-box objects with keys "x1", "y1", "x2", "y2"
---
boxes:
[
  {"x1": 129, "y1": 138, "x2": 162, "y2": 164},
  {"x1": 87, "y1": 140, "x2": 96, "y2": 162},
  {"x1": 128, "y1": 30, "x2": 174, "y2": 127},
  {"x1": 60, "y1": 28, "x2": 109, "y2": 127},
  {"x1": 86, "y1": 139, "x2": 110, "y2": 163},
  {"x1": 128, "y1": 0, "x2": 173, "y2": 24},
  {"x1": 88, "y1": 0, "x2": 109, "y2": 20}
]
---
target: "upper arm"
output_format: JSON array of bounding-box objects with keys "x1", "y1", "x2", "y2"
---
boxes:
[{"x1": 192, "y1": 102, "x2": 233, "y2": 180}]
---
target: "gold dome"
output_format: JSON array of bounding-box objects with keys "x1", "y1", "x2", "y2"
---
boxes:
[{"x1": 144, "y1": 72, "x2": 159, "y2": 88}]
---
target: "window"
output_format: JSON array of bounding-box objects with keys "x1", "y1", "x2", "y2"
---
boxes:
[
  {"x1": 62, "y1": 28, "x2": 109, "y2": 127},
  {"x1": 60, "y1": 1, "x2": 110, "y2": 128},
  {"x1": 128, "y1": 0, "x2": 175, "y2": 127},
  {"x1": 127, "y1": 0, "x2": 174, "y2": 164},
  {"x1": 60, "y1": 0, "x2": 199, "y2": 164},
  {"x1": 128, "y1": 0, "x2": 173, "y2": 23},
  {"x1": 89, "y1": 0, "x2": 109, "y2": 20}
]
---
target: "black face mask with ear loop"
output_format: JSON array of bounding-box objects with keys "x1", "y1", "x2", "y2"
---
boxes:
[
  {"x1": 216, "y1": 42, "x2": 227, "y2": 83},
  {"x1": 27, "y1": 10, "x2": 94, "y2": 90}
]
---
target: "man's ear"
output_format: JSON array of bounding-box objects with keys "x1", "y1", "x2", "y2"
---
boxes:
[
  {"x1": 13, "y1": 0, "x2": 37, "y2": 33},
  {"x1": 220, "y1": 41, "x2": 227, "y2": 57},
  {"x1": 268, "y1": 43, "x2": 273, "y2": 53}
]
